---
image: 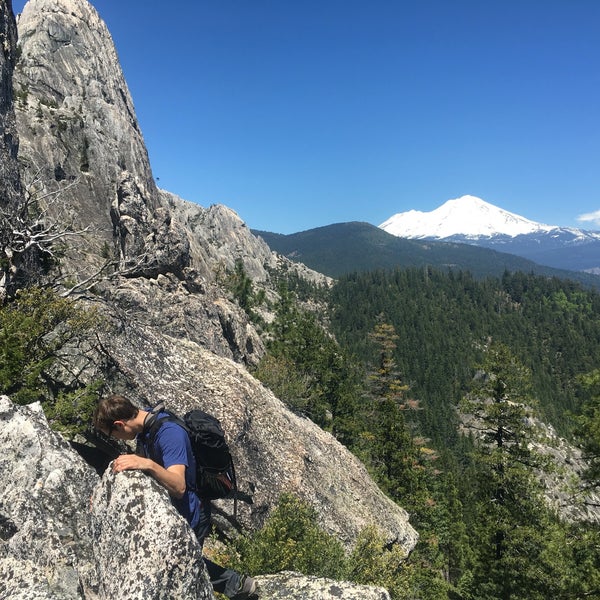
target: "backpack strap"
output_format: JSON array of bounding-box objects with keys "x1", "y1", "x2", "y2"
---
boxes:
[
  {"x1": 142, "y1": 402, "x2": 165, "y2": 433},
  {"x1": 138, "y1": 403, "x2": 183, "y2": 460}
]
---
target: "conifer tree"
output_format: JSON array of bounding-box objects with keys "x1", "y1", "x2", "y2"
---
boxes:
[
  {"x1": 460, "y1": 342, "x2": 557, "y2": 599},
  {"x1": 256, "y1": 282, "x2": 361, "y2": 436},
  {"x1": 359, "y1": 316, "x2": 421, "y2": 501}
]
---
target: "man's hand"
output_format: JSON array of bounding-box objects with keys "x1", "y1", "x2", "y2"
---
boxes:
[
  {"x1": 113, "y1": 454, "x2": 151, "y2": 473},
  {"x1": 112, "y1": 454, "x2": 187, "y2": 499}
]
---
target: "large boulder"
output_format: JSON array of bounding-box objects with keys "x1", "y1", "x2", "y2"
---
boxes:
[
  {"x1": 92, "y1": 317, "x2": 419, "y2": 554},
  {"x1": 255, "y1": 572, "x2": 391, "y2": 600},
  {"x1": 0, "y1": 396, "x2": 215, "y2": 599},
  {"x1": 0, "y1": 396, "x2": 98, "y2": 598},
  {"x1": 90, "y1": 468, "x2": 212, "y2": 600}
]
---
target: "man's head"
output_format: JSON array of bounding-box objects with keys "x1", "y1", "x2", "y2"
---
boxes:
[{"x1": 93, "y1": 394, "x2": 141, "y2": 441}]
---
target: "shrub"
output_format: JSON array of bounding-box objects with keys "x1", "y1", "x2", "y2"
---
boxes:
[
  {"x1": 230, "y1": 493, "x2": 348, "y2": 580},
  {"x1": 0, "y1": 286, "x2": 101, "y2": 434}
]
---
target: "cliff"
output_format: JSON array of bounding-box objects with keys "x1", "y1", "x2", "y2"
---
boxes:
[{"x1": 0, "y1": 0, "x2": 418, "y2": 597}]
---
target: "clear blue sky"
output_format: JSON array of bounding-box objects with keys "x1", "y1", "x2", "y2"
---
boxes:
[{"x1": 12, "y1": 0, "x2": 600, "y2": 234}]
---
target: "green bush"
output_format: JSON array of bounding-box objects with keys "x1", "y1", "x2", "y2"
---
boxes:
[
  {"x1": 43, "y1": 381, "x2": 103, "y2": 436},
  {"x1": 0, "y1": 287, "x2": 101, "y2": 434},
  {"x1": 228, "y1": 494, "x2": 451, "y2": 599},
  {"x1": 230, "y1": 493, "x2": 348, "y2": 580}
]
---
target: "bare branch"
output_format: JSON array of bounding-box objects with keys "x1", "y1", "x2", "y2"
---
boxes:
[{"x1": 59, "y1": 259, "x2": 117, "y2": 298}]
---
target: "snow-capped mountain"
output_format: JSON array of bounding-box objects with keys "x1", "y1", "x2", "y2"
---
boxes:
[
  {"x1": 380, "y1": 195, "x2": 557, "y2": 238},
  {"x1": 380, "y1": 195, "x2": 600, "y2": 274}
]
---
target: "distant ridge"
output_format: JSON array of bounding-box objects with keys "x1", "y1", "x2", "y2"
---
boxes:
[
  {"x1": 379, "y1": 195, "x2": 600, "y2": 273},
  {"x1": 253, "y1": 222, "x2": 600, "y2": 289}
]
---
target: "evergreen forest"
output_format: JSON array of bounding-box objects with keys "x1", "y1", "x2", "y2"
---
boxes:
[{"x1": 252, "y1": 267, "x2": 600, "y2": 599}]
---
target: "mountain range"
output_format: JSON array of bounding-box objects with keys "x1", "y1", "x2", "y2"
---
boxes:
[
  {"x1": 379, "y1": 195, "x2": 600, "y2": 274},
  {"x1": 254, "y1": 222, "x2": 600, "y2": 289},
  {"x1": 255, "y1": 196, "x2": 600, "y2": 285}
]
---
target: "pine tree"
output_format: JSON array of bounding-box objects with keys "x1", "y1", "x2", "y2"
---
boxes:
[
  {"x1": 460, "y1": 342, "x2": 558, "y2": 599},
  {"x1": 256, "y1": 282, "x2": 362, "y2": 434},
  {"x1": 358, "y1": 317, "x2": 422, "y2": 501}
]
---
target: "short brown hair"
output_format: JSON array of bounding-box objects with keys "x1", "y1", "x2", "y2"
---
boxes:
[{"x1": 93, "y1": 394, "x2": 139, "y2": 434}]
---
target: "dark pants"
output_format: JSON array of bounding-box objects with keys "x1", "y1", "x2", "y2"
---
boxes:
[{"x1": 194, "y1": 500, "x2": 243, "y2": 598}]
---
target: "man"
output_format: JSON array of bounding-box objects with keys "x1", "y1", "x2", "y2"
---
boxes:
[{"x1": 93, "y1": 394, "x2": 258, "y2": 600}]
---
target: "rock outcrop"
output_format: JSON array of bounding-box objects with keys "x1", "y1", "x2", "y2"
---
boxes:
[
  {"x1": 534, "y1": 422, "x2": 600, "y2": 524},
  {"x1": 90, "y1": 468, "x2": 211, "y2": 600},
  {"x1": 80, "y1": 311, "x2": 418, "y2": 552},
  {"x1": 13, "y1": 0, "x2": 329, "y2": 291},
  {"x1": 15, "y1": 0, "x2": 170, "y2": 274},
  {"x1": 2, "y1": 0, "x2": 420, "y2": 596},
  {"x1": 0, "y1": 396, "x2": 98, "y2": 599},
  {"x1": 255, "y1": 572, "x2": 391, "y2": 600},
  {"x1": 0, "y1": 0, "x2": 25, "y2": 297},
  {"x1": 0, "y1": 395, "x2": 408, "y2": 599},
  {"x1": 459, "y1": 408, "x2": 600, "y2": 524},
  {"x1": 0, "y1": 396, "x2": 215, "y2": 599},
  {"x1": 14, "y1": 0, "x2": 329, "y2": 365}
]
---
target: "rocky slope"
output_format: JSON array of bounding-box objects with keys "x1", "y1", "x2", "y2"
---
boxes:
[
  {"x1": 0, "y1": 0, "x2": 417, "y2": 597},
  {"x1": 1, "y1": 396, "x2": 400, "y2": 599},
  {"x1": 15, "y1": 0, "x2": 161, "y2": 268},
  {"x1": 86, "y1": 314, "x2": 418, "y2": 549},
  {"x1": 0, "y1": 396, "x2": 213, "y2": 600}
]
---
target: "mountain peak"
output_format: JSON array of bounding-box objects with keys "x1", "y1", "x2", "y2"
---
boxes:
[{"x1": 380, "y1": 195, "x2": 554, "y2": 239}]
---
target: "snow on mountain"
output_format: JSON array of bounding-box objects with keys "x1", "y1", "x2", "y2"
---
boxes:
[
  {"x1": 380, "y1": 195, "x2": 556, "y2": 239},
  {"x1": 378, "y1": 195, "x2": 600, "y2": 274}
]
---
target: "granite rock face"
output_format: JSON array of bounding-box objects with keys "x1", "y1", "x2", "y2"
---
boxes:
[
  {"x1": 15, "y1": 0, "x2": 170, "y2": 274},
  {"x1": 255, "y1": 572, "x2": 391, "y2": 600},
  {"x1": 90, "y1": 468, "x2": 211, "y2": 600},
  {"x1": 0, "y1": 0, "x2": 26, "y2": 297},
  {"x1": 533, "y1": 421, "x2": 600, "y2": 524},
  {"x1": 0, "y1": 396, "x2": 215, "y2": 599},
  {"x1": 13, "y1": 0, "x2": 328, "y2": 290},
  {"x1": 87, "y1": 317, "x2": 419, "y2": 554},
  {"x1": 0, "y1": 396, "x2": 98, "y2": 598},
  {"x1": 14, "y1": 0, "x2": 328, "y2": 364}
]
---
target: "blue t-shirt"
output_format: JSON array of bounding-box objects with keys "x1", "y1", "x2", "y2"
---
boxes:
[{"x1": 138, "y1": 412, "x2": 201, "y2": 529}]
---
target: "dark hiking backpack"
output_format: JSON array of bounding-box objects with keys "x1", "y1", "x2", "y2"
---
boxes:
[{"x1": 142, "y1": 404, "x2": 240, "y2": 508}]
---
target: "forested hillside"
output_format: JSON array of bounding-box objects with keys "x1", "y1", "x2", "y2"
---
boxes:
[
  {"x1": 329, "y1": 268, "x2": 600, "y2": 442},
  {"x1": 325, "y1": 268, "x2": 600, "y2": 598},
  {"x1": 252, "y1": 266, "x2": 600, "y2": 598}
]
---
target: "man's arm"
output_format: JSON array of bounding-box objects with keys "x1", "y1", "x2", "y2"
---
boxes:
[{"x1": 112, "y1": 454, "x2": 187, "y2": 499}]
